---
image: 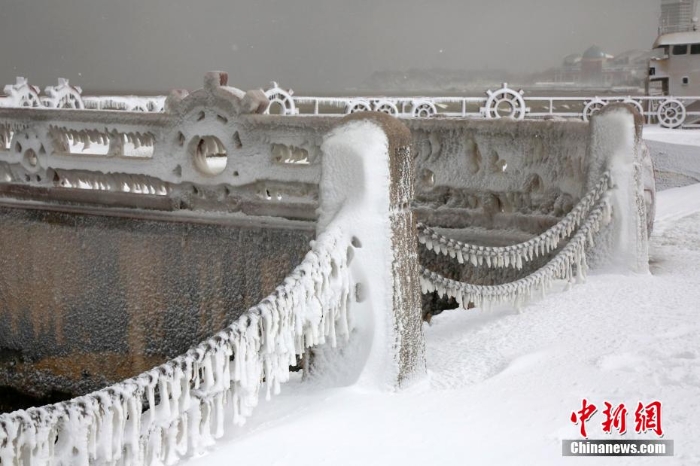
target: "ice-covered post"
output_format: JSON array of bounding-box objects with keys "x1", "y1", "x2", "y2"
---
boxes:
[
  {"x1": 587, "y1": 104, "x2": 650, "y2": 273},
  {"x1": 318, "y1": 113, "x2": 426, "y2": 389}
]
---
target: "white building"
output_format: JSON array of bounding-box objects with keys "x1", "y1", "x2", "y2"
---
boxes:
[{"x1": 648, "y1": 0, "x2": 700, "y2": 95}]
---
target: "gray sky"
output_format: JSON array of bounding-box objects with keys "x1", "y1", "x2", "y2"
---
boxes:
[{"x1": 0, "y1": 0, "x2": 660, "y2": 94}]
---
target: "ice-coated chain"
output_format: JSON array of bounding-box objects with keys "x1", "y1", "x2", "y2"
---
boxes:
[
  {"x1": 417, "y1": 171, "x2": 612, "y2": 270},
  {"x1": 420, "y1": 192, "x2": 613, "y2": 312},
  {"x1": 0, "y1": 227, "x2": 352, "y2": 466}
]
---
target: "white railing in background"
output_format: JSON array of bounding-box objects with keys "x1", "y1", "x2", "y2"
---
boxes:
[
  {"x1": 2, "y1": 77, "x2": 699, "y2": 128},
  {"x1": 0, "y1": 226, "x2": 352, "y2": 466}
]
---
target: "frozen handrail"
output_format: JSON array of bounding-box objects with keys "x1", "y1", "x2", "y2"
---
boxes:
[
  {"x1": 420, "y1": 194, "x2": 613, "y2": 311},
  {"x1": 0, "y1": 226, "x2": 352, "y2": 466},
  {"x1": 417, "y1": 172, "x2": 612, "y2": 269}
]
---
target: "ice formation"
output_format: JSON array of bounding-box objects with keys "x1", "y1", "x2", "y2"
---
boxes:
[
  {"x1": 417, "y1": 172, "x2": 612, "y2": 270},
  {"x1": 420, "y1": 177, "x2": 614, "y2": 311},
  {"x1": 0, "y1": 227, "x2": 352, "y2": 466}
]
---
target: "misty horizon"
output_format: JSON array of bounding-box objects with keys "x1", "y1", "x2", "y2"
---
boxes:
[{"x1": 0, "y1": 0, "x2": 661, "y2": 94}]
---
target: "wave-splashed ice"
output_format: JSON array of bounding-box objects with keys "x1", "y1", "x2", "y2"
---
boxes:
[{"x1": 0, "y1": 227, "x2": 352, "y2": 466}]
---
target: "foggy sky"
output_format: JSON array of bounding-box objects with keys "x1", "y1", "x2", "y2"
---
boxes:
[{"x1": 0, "y1": 0, "x2": 660, "y2": 94}]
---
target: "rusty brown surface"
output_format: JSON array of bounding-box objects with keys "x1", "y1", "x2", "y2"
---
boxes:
[{"x1": 0, "y1": 204, "x2": 314, "y2": 399}]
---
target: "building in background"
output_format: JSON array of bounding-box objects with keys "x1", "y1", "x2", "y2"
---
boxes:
[
  {"x1": 540, "y1": 45, "x2": 652, "y2": 90},
  {"x1": 648, "y1": 0, "x2": 700, "y2": 95}
]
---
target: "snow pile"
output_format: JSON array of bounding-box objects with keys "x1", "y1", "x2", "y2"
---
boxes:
[{"x1": 0, "y1": 226, "x2": 352, "y2": 466}]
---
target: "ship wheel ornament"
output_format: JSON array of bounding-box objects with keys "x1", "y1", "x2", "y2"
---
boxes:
[
  {"x1": 657, "y1": 99, "x2": 686, "y2": 129},
  {"x1": 622, "y1": 98, "x2": 644, "y2": 117},
  {"x1": 3, "y1": 77, "x2": 42, "y2": 108},
  {"x1": 582, "y1": 98, "x2": 608, "y2": 122},
  {"x1": 411, "y1": 100, "x2": 437, "y2": 118},
  {"x1": 482, "y1": 84, "x2": 528, "y2": 120},
  {"x1": 346, "y1": 100, "x2": 372, "y2": 114},
  {"x1": 44, "y1": 78, "x2": 84, "y2": 109},
  {"x1": 264, "y1": 82, "x2": 297, "y2": 115},
  {"x1": 374, "y1": 100, "x2": 398, "y2": 115}
]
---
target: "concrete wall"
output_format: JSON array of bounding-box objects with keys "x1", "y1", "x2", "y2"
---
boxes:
[{"x1": 0, "y1": 206, "x2": 313, "y2": 399}]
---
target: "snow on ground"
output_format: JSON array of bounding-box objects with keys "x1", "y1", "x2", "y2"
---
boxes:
[
  {"x1": 644, "y1": 126, "x2": 700, "y2": 191},
  {"x1": 184, "y1": 196, "x2": 700, "y2": 462},
  {"x1": 644, "y1": 126, "x2": 700, "y2": 147}
]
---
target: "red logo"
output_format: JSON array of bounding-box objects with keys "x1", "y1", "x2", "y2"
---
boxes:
[{"x1": 571, "y1": 400, "x2": 664, "y2": 438}]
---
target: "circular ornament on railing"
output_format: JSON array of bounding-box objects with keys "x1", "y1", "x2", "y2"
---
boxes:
[
  {"x1": 411, "y1": 100, "x2": 437, "y2": 118},
  {"x1": 657, "y1": 98, "x2": 686, "y2": 129},
  {"x1": 3, "y1": 77, "x2": 42, "y2": 108},
  {"x1": 582, "y1": 98, "x2": 607, "y2": 122},
  {"x1": 374, "y1": 100, "x2": 398, "y2": 115},
  {"x1": 43, "y1": 78, "x2": 84, "y2": 109},
  {"x1": 483, "y1": 84, "x2": 527, "y2": 120},
  {"x1": 345, "y1": 100, "x2": 372, "y2": 114},
  {"x1": 622, "y1": 98, "x2": 644, "y2": 117},
  {"x1": 264, "y1": 82, "x2": 297, "y2": 115}
]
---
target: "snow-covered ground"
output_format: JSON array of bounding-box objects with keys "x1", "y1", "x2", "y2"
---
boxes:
[
  {"x1": 644, "y1": 126, "x2": 700, "y2": 191},
  {"x1": 181, "y1": 131, "x2": 700, "y2": 465}
]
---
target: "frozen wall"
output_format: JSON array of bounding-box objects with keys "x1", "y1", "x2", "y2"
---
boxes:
[{"x1": 0, "y1": 208, "x2": 313, "y2": 400}]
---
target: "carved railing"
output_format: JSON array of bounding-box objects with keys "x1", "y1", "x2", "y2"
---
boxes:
[{"x1": 0, "y1": 74, "x2": 326, "y2": 221}]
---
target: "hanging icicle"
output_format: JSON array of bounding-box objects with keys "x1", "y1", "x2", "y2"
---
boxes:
[
  {"x1": 0, "y1": 227, "x2": 354, "y2": 466},
  {"x1": 420, "y1": 194, "x2": 613, "y2": 312},
  {"x1": 417, "y1": 172, "x2": 611, "y2": 269}
]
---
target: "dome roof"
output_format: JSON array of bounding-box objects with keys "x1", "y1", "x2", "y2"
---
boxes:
[{"x1": 583, "y1": 45, "x2": 607, "y2": 59}]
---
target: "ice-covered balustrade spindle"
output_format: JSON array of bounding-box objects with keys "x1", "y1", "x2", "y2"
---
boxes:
[
  {"x1": 420, "y1": 192, "x2": 613, "y2": 312},
  {"x1": 417, "y1": 172, "x2": 612, "y2": 269}
]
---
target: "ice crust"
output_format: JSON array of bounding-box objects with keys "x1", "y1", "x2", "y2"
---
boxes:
[{"x1": 0, "y1": 227, "x2": 351, "y2": 466}]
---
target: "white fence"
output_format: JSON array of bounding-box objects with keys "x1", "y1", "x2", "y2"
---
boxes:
[
  {"x1": 266, "y1": 83, "x2": 700, "y2": 129},
  {"x1": 2, "y1": 78, "x2": 700, "y2": 129}
]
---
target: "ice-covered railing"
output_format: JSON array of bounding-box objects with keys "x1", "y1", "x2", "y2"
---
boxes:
[
  {"x1": 419, "y1": 191, "x2": 613, "y2": 311},
  {"x1": 82, "y1": 96, "x2": 166, "y2": 113},
  {"x1": 0, "y1": 77, "x2": 164, "y2": 112},
  {"x1": 260, "y1": 83, "x2": 700, "y2": 129},
  {"x1": 417, "y1": 172, "x2": 612, "y2": 269},
  {"x1": 3, "y1": 77, "x2": 699, "y2": 128},
  {"x1": 0, "y1": 226, "x2": 352, "y2": 466}
]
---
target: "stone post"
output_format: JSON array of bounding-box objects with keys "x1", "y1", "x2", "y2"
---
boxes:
[
  {"x1": 318, "y1": 113, "x2": 426, "y2": 389},
  {"x1": 588, "y1": 104, "x2": 650, "y2": 273}
]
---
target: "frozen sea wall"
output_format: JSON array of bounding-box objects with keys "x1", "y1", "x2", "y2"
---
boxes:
[
  {"x1": 413, "y1": 105, "x2": 653, "y2": 317},
  {"x1": 0, "y1": 97, "x2": 425, "y2": 466},
  {"x1": 0, "y1": 71, "x2": 651, "y2": 414},
  {"x1": 0, "y1": 72, "x2": 335, "y2": 401}
]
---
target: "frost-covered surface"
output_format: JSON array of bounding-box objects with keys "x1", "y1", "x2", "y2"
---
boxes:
[
  {"x1": 0, "y1": 227, "x2": 352, "y2": 465},
  {"x1": 644, "y1": 127, "x2": 700, "y2": 191},
  {"x1": 417, "y1": 172, "x2": 611, "y2": 270},
  {"x1": 185, "y1": 182, "x2": 700, "y2": 466},
  {"x1": 420, "y1": 178, "x2": 612, "y2": 311},
  {"x1": 318, "y1": 118, "x2": 425, "y2": 390},
  {"x1": 82, "y1": 96, "x2": 166, "y2": 113},
  {"x1": 644, "y1": 126, "x2": 700, "y2": 146}
]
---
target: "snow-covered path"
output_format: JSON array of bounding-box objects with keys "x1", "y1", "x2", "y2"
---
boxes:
[{"x1": 186, "y1": 185, "x2": 700, "y2": 466}]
